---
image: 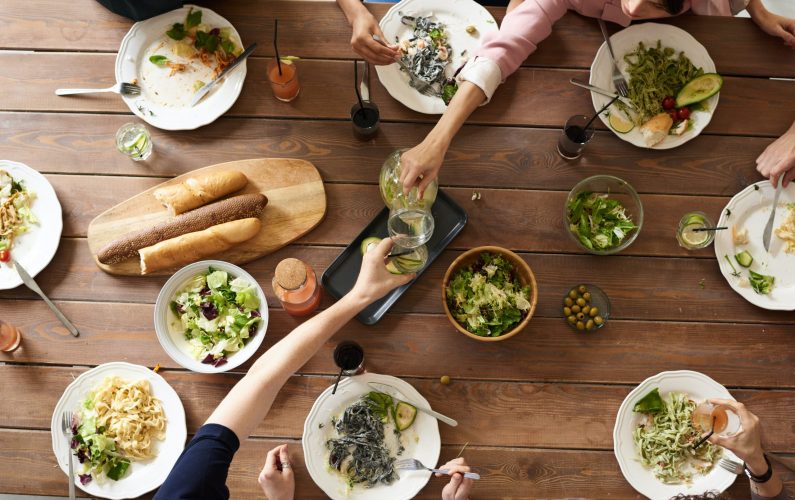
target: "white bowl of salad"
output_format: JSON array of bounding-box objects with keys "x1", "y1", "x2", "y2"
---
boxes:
[{"x1": 154, "y1": 260, "x2": 268, "y2": 373}]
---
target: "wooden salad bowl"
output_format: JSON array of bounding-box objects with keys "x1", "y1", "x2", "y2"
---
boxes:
[{"x1": 442, "y1": 246, "x2": 538, "y2": 342}]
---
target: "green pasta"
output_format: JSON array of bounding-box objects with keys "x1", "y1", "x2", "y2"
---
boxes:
[
  {"x1": 633, "y1": 392, "x2": 721, "y2": 484},
  {"x1": 622, "y1": 41, "x2": 704, "y2": 123}
]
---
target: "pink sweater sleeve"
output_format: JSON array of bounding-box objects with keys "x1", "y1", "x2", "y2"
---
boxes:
[{"x1": 473, "y1": 0, "x2": 572, "y2": 81}]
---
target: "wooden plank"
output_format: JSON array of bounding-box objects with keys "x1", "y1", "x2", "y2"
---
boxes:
[
  {"x1": 45, "y1": 174, "x2": 736, "y2": 259},
  {"x1": 1, "y1": 1, "x2": 791, "y2": 79},
  {"x1": 0, "y1": 112, "x2": 773, "y2": 196},
  {"x1": 2, "y1": 54, "x2": 793, "y2": 136},
  {"x1": 1, "y1": 301, "x2": 793, "y2": 388},
  {"x1": 3, "y1": 239, "x2": 794, "y2": 326},
  {"x1": 3, "y1": 365, "x2": 795, "y2": 452},
  {"x1": 1, "y1": 428, "x2": 792, "y2": 498}
]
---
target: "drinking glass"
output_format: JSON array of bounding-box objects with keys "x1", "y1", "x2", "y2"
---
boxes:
[
  {"x1": 116, "y1": 122, "x2": 153, "y2": 161},
  {"x1": 388, "y1": 207, "x2": 434, "y2": 248},
  {"x1": 333, "y1": 341, "x2": 364, "y2": 376},
  {"x1": 267, "y1": 59, "x2": 300, "y2": 102},
  {"x1": 389, "y1": 244, "x2": 428, "y2": 274},
  {"x1": 692, "y1": 402, "x2": 742, "y2": 437},
  {"x1": 677, "y1": 211, "x2": 714, "y2": 250},
  {"x1": 351, "y1": 101, "x2": 380, "y2": 139},
  {"x1": 0, "y1": 320, "x2": 22, "y2": 352},
  {"x1": 557, "y1": 115, "x2": 595, "y2": 160}
]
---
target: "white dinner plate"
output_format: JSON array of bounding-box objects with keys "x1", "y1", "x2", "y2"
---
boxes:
[
  {"x1": 0, "y1": 160, "x2": 62, "y2": 290},
  {"x1": 50, "y1": 362, "x2": 187, "y2": 499},
  {"x1": 115, "y1": 4, "x2": 246, "y2": 130},
  {"x1": 303, "y1": 372, "x2": 441, "y2": 500},
  {"x1": 590, "y1": 23, "x2": 718, "y2": 149},
  {"x1": 714, "y1": 180, "x2": 795, "y2": 310},
  {"x1": 614, "y1": 370, "x2": 739, "y2": 500},
  {"x1": 376, "y1": 0, "x2": 498, "y2": 114}
]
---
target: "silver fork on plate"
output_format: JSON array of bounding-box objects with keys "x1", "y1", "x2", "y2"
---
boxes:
[
  {"x1": 395, "y1": 458, "x2": 481, "y2": 480},
  {"x1": 55, "y1": 82, "x2": 141, "y2": 96},
  {"x1": 61, "y1": 411, "x2": 76, "y2": 500},
  {"x1": 371, "y1": 34, "x2": 439, "y2": 97},
  {"x1": 718, "y1": 457, "x2": 744, "y2": 475},
  {"x1": 597, "y1": 19, "x2": 629, "y2": 97}
]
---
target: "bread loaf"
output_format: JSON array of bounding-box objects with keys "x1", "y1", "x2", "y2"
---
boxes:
[
  {"x1": 640, "y1": 113, "x2": 673, "y2": 147},
  {"x1": 154, "y1": 170, "x2": 248, "y2": 215},
  {"x1": 139, "y1": 218, "x2": 261, "y2": 274},
  {"x1": 97, "y1": 194, "x2": 267, "y2": 265}
]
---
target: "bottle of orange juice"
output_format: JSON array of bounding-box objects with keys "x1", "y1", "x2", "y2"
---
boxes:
[
  {"x1": 267, "y1": 58, "x2": 300, "y2": 102},
  {"x1": 272, "y1": 258, "x2": 320, "y2": 316}
]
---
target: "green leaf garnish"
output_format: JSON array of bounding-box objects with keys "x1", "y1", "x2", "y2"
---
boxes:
[
  {"x1": 185, "y1": 8, "x2": 202, "y2": 30},
  {"x1": 149, "y1": 55, "x2": 169, "y2": 66},
  {"x1": 166, "y1": 22, "x2": 186, "y2": 40}
]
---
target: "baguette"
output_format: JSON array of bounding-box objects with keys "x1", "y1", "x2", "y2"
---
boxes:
[
  {"x1": 639, "y1": 113, "x2": 673, "y2": 147},
  {"x1": 97, "y1": 194, "x2": 267, "y2": 265},
  {"x1": 140, "y1": 218, "x2": 261, "y2": 274},
  {"x1": 154, "y1": 170, "x2": 248, "y2": 215}
]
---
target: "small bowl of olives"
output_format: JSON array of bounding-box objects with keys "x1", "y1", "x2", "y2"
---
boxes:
[{"x1": 563, "y1": 284, "x2": 610, "y2": 332}]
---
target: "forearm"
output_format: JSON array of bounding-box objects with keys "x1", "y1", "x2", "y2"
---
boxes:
[
  {"x1": 337, "y1": 0, "x2": 369, "y2": 25},
  {"x1": 206, "y1": 292, "x2": 368, "y2": 439},
  {"x1": 424, "y1": 82, "x2": 485, "y2": 150},
  {"x1": 746, "y1": 452, "x2": 785, "y2": 498}
]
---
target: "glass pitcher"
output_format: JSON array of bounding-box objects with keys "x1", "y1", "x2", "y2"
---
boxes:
[{"x1": 379, "y1": 149, "x2": 438, "y2": 211}]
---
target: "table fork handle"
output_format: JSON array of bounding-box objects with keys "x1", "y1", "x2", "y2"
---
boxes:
[
  {"x1": 55, "y1": 86, "x2": 115, "y2": 96},
  {"x1": 67, "y1": 445, "x2": 76, "y2": 499},
  {"x1": 428, "y1": 467, "x2": 480, "y2": 480},
  {"x1": 598, "y1": 19, "x2": 618, "y2": 62}
]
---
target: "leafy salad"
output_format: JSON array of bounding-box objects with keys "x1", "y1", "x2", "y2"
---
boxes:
[
  {"x1": 70, "y1": 408, "x2": 130, "y2": 485},
  {"x1": 445, "y1": 252, "x2": 532, "y2": 337},
  {"x1": 170, "y1": 267, "x2": 261, "y2": 367},
  {"x1": 566, "y1": 191, "x2": 637, "y2": 251},
  {"x1": 0, "y1": 169, "x2": 37, "y2": 261}
]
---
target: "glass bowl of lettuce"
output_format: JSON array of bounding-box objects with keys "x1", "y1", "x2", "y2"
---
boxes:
[
  {"x1": 565, "y1": 175, "x2": 643, "y2": 255},
  {"x1": 154, "y1": 260, "x2": 268, "y2": 373},
  {"x1": 442, "y1": 247, "x2": 537, "y2": 342}
]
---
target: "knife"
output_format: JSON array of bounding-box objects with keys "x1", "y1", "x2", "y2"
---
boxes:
[
  {"x1": 762, "y1": 176, "x2": 783, "y2": 252},
  {"x1": 368, "y1": 382, "x2": 458, "y2": 427},
  {"x1": 569, "y1": 78, "x2": 633, "y2": 106},
  {"x1": 14, "y1": 261, "x2": 79, "y2": 337},
  {"x1": 360, "y1": 61, "x2": 370, "y2": 101},
  {"x1": 190, "y1": 42, "x2": 257, "y2": 107}
]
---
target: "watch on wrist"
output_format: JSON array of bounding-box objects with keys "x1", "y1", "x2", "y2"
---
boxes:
[{"x1": 744, "y1": 453, "x2": 773, "y2": 483}]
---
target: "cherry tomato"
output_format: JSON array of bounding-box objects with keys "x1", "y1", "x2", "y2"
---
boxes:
[
  {"x1": 662, "y1": 96, "x2": 676, "y2": 110},
  {"x1": 0, "y1": 250, "x2": 9, "y2": 263},
  {"x1": 677, "y1": 107, "x2": 691, "y2": 120},
  {"x1": 668, "y1": 110, "x2": 678, "y2": 122}
]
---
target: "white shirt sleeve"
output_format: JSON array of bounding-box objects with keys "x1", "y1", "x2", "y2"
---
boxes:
[{"x1": 457, "y1": 57, "x2": 503, "y2": 105}]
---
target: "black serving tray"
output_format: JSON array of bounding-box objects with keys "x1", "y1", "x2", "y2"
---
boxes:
[{"x1": 321, "y1": 189, "x2": 467, "y2": 325}]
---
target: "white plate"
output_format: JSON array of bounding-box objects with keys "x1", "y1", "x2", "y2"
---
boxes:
[
  {"x1": 613, "y1": 370, "x2": 739, "y2": 500},
  {"x1": 590, "y1": 23, "x2": 718, "y2": 149},
  {"x1": 0, "y1": 160, "x2": 62, "y2": 290},
  {"x1": 303, "y1": 372, "x2": 441, "y2": 500},
  {"x1": 115, "y1": 4, "x2": 246, "y2": 130},
  {"x1": 50, "y1": 362, "x2": 187, "y2": 499},
  {"x1": 376, "y1": 0, "x2": 498, "y2": 114},
  {"x1": 714, "y1": 180, "x2": 795, "y2": 310},
  {"x1": 154, "y1": 260, "x2": 269, "y2": 373}
]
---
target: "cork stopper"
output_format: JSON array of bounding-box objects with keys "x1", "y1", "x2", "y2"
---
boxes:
[{"x1": 274, "y1": 258, "x2": 307, "y2": 290}]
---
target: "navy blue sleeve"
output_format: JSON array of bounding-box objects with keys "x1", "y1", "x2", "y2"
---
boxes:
[{"x1": 154, "y1": 423, "x2": 241, "y2": 500}]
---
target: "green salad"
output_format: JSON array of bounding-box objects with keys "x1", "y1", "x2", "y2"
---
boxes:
[
  {"x1": 567, "y1": 191, "x2": 637, "y2": 251},
  {"x1": 170, "y1": 267, "x2": 261, "y2": 367},
  {"x1": 71, "y1": 402, "x2": 130, "y2": 485},
  {"x1": 445, "y1": 253, "x2": 532, "y2": 337}
]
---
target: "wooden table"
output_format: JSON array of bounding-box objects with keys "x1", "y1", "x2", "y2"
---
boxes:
[{"x1": 1, "y1": 1, "x2": 794, "y2": 498}]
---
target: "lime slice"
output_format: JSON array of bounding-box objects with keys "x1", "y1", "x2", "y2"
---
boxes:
[
  {"x1": 684, "y1": 213, "x2": 707, "y2": 226},
  {"x1": 123, "y1": 132, "x2": 148, "y2": 154},
  {"x1": 681, "y1": 224, "x2": 709, "y2": 247},
  {"x1": 385, "y1": 261, "x2": 401, "y2": 274},
  {"x1": 608, "y1": 112, "x2": 634, "y2": 134},
  {"x1": 360, "y1": 237, "x2": 381, "y2": 256}
]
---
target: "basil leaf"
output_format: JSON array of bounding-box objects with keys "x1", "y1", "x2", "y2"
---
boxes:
[
  {"x1": 166, "y1": 22, "x2": 186, "y2": 40},
  {"x1": 185, "y1": 8, "x2": 202, "y2": 29},
  {"x1": 195, "y1": 31, "x2": 219, "y2": 52},
  {"x1": 149, "y1": 55, "x2": 169, "y2": 67}
]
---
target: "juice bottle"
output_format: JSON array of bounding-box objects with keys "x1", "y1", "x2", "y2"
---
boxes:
[
  {"x1": 272, "y1": 258, "x2": 321, "y2": 317},
  {"x1": 0, "y1": 320, "x2": 22, "y2": 352},
  {"x1": 267, "y1": 59, "x2": 300, "y2": 102}
]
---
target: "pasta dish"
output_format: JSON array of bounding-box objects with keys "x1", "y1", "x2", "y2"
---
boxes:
[
  {"x1": 0, "y1": 169, "x2": 36, "y2": 256},
  {"x1": 775, "y1": 204, "x2": 795, "y2": 254}
]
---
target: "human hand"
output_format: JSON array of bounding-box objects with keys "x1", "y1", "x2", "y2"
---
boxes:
[
  {"x1": 350, "y1": 9, "x2": 400, "y2": 65},
  {"x1": 350, "y1": 237, "x2": 414, "y2": 304},
  {"x1": 258, "y1": 444, "x2": 295, "y2": 500},
  {"x1": 751, "y1": 8, "x2": 795, "y2": 48},
  {"x1": 399, "y1": 140, "x2": 446, "y2": 198},
  {"x1": 707, "y1": 399, "x2": 765, "y2": 467},
  {"x1": 436, "y1": 458, "x2": 474, "y2": 500},
  {"x1": 756, "y1": 123, "x2": 795, "y2": 187}
]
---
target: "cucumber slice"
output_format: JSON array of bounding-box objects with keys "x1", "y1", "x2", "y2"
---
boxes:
[
  {"x1": 735, "y1": 250, "x2": 753, "y2": 268},
  {"x1": 393, "y1": 401, "x2": 417, "y2": 431},
  {"x1": 676, "y1": 73, "x2": 723, "y2": 107},
  {"x1": 385, "y1": 260, "x2": 401, "y2": 274},
  {"x1": 360, "y1": 237, "x2": 381, "y2": 255},
  {"x1": 608, "y1": 111, "x2": 634, "y2": 134}
]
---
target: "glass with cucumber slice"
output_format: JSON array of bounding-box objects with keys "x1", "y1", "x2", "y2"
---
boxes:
[
  {"x1": 360, "y1": 236, "x2": 428, "y2": 274},
  {"x1": 676, "y1": 212, "x2": 713, "y2": 250},
  {"x1": 115, "y1": 122, "x2": 153, "y2": 161}
]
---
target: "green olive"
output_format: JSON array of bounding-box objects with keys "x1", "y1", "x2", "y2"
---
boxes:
[
  {"x1": 589, "y1": 307, "x2": 599, "y2": 317},
  {"x1": 586, "y1": 319, "x2": 595, "y2": 330},
  {"x1": 594, "y1": 316, "x2": 604, "y2": 325},
  {"x1": 568, "y1": 290, "x2": 578, "y2": 299},
  {"x1": 563, "y1": 307, "x2": 572, "y2": 316},
  {"x1": 583, "y1": 292, "x2": 591, "y2": 301},
  {"x1": 576, "y1": 312, "x2": 585, "y2": 321},
  {"x1": 440, "y1": 375, "x2": 451, "y2": 385},
  {"x1": 571, "y1": 305, "x2": 581, "y2": 313},
  {"x1": 578, "y1": 285, "x2": 588, "y2": 294},
  {"x1": 567, "y1": 315, "x2": 577, "y2": 324},
  {"x1": 576, "y1": 321, "x2": 585, "y2": 330},
  {"x1": 576, "y1": 298, "x2": 586, "y2": 307},
  {"x1": 564, "y1": 297, "x2": 574, "y2": 307},
  {"x1": 582, "y1": 305, "x2": 591, "y2": 315}
]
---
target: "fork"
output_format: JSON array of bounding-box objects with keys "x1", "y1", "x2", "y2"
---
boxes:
[
  {"x1": 597, "y1": 19, "x2": 629, "y2": 97},
  {"x1": 61, "y1": 411, "x2": 76, "y2": 500},
  {"x1": 55, "y1": 82, "x2": 141, "y2": 96},
  {"x1": 395, "y1": 458, "x2": 481, "y2": 480},
  {"x1": 718, "y1": 457, "x2": 744, "y2": 475},
  {"x1": 371, "y1": 34, "x2": 439, "y2": 97}
]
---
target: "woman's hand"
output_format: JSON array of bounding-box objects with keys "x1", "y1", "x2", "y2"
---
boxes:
[
  {"x1": 350, "y1": 237, "x2": 414, "y2": 304},
  {"x1": 436, "y1": 458, "x2": 474, "y2": 500},
  {"x1": 258, "y1": 444, "x2": 295, "y2": 500},
  {"x1": 757, "y1": 121, "x2": 795, "y2": 187},
  {"x1": 349, "y1": 9, "x2": 400, "y2": 65},
  {"x1": 748, "y1": 0, "x2": 795, "y2": 47},
  {"x1": 707, "y1": 399, "x2": 765, "y2": 466},
  {"x1": 399, "y1": 139, "x2": 447, "y2": 197}
]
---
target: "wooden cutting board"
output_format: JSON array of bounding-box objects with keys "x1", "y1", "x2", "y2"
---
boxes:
[{"x1": 87, "y1": 158, "x2": 326, "y2": 276}]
